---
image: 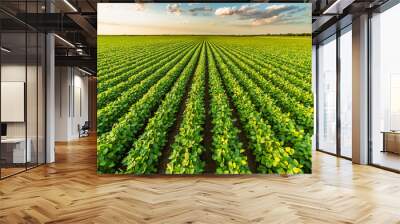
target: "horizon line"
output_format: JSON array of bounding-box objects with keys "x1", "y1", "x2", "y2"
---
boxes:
[{"x1": 98, "y1": 33, "x2": 311, "y2": 36}]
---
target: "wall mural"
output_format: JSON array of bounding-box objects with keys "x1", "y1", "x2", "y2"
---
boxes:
[{"x1": 97, "y1": 3, "x2": 313, "y2": 175}]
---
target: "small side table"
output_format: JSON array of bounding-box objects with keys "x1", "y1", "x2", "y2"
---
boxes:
[{"x1": 381, "y1": 131, "x2": 400, "y2": 154}]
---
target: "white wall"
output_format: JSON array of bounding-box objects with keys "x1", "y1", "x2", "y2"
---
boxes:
[
  {"x1": 1, "y1": 64, "x2": 26, "y2": 82},
  {"x1": 1, "y1": 65, "x2": 26, "y2": 139},
  {"x1": 1, "y1": 63, "x2": 46, "y2": 164},
  {"x1": 1, "y1": 65, "x2": 41, "y2": 137},
  {"x1": 55, "y1": 67, "x2": 89, "y2": 141},
  {"x1": 55, "y1": 66, "x2": 69, "y2": 141},
  {"x1": 72, "y1": 73, "x2": 89, "y2": 138}
]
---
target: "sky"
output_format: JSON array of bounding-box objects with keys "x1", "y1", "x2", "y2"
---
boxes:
[{"x1": 98, "y1": 3, "x2": 311, "y2": 35}]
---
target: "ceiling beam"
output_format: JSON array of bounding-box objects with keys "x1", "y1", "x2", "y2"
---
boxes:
[
  {"x1": 323, "y1": 0, "x2": 356, "y2": 14},
  {"x1": 67, "y1": 13, "x2": 97, "y2": 46},
  {"x1": 55, "y1": 55, "x2": 96, "y2": 71}
]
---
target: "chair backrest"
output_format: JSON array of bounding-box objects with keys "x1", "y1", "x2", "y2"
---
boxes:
[{"x1": 82, "y1": 121, "x2": 90, "y2": 129}]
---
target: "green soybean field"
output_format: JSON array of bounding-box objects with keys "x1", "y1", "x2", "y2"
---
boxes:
[{"x1": 97, "y1": 36, "x2": 313, "y2": 175}]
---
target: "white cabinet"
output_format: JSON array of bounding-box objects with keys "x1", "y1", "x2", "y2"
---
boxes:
[{"x1": 1, "y1": 138, "x2": 32, "y2": 163}]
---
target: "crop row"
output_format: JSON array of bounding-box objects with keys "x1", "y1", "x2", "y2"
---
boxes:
[
  {"x1": 217, "y1": 43, "x2": 311, "y2": 91},
  {"x1": 216, "y1": 38, "x2": 311, "y2": 76},
  {"x1": 97, "y1": 38, "x2": 185, "y2": 76},
  {"x1": 211, "y1": 42, "x2": 313, "y2": 133},
  {"x1": 97, "y1": 43, "x2": 194, "y2": 110},
  {"x1": 122, "y1": 43, "x2": 203, "y2": 174},
  {"x1": 97, "y1": 44, "x2": 202, "y2": 173},
  {"x1": 97, "y1": 44, "x2": 198, "y2": 136},
  {"x1": 212, "y1": 39, "x2": 311, "y2": 82},
  {"x1": 206, "y1": 44, "x2": 251, "y2": 174},
  {"x1": 98, "y1": 42, "x2": 174, "y2": 79},
  {"x1": 97, "y1": 37, "x2": 312, "y2": 174},
  {"x1": 165, "y1": 43, "x2": 207, "y2": 174},
  {"x1": 221, "y1": 45, "x2": 312, "y2": 102},
  {"x1": 98, "y1": 42, "x2": 192, "y2": 90},
  {"x1": 209, "y1": 42, "x2": 303, "y2": 174},
  {"x1": 211, "y1": 43, "x2": 311, "y2": 173}
]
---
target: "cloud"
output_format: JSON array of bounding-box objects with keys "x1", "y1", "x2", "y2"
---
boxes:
[
  {"x1": 215, "y1": 7, "x2": 236, "y2": 16},
  {"x1": 252, "y1": 15, "x2": 281, "y2": 26},
  {"x1": 167, "y1": 3, "x2": 182, "y2": 16},
  {"x1": 215, "y1": 5, "x2": 259, "y2": 17},
  {"x1": 215, "y1": 4, "x2": 307, "y2": 26},
  {"x1": 167, "y1": 4, "x2": 214, "y2": 16},
  {"x1": 266, "y1": 5, "x2": 286, "y2": 11},
  {"x1": 188, "y1": 6, "x2": 214, "y2": 16}
]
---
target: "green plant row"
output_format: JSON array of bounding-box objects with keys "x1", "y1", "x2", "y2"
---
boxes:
[
  {"x1": 97, "y1": 37, "x2": 200, "y2": 73},
  {"x1": 221, "y1": 39, "x2": 311, "y2": 78},
  {"x1": 97, "y1": 38, "x2": 185, "y2": 78},
  {"x1": 98, "y1": 43, "x2": 160, "y2": 78},
  {"x1": 252, "y1": 49, "x2": 311, "y2": 78},
  {"x1": 213, "y1": 43, "x2": 313, "y2": 134},
  {"x1": 97, "y1": 42, "x2": 191, "y2": 91},
  {"x1": 98, "y1": 41, "x2": 189, "y2": 86},
  {"x1": 165, "y1": 43, "x2": 207, "y2": 174},
  {"x1": 122, "y1": 43, "x2": 203, "y2": 174},
  {"x1": 224, "y1": 43, "x2": 312, "y2": 92},
  {"x1": 97, "y1": 44, "x2": 202, "y2": 174},
  {"x1": 209, "y1": 43, "x2": 302, "y2": 175},
  {"x1": 97, "y1": 45, "x2": 197, "y2": 136},
  {"x1": 97, "y1": 43, "x2": 194, "y2": 110},
  {"x1": 206, "y1": 43, "x2": 251, "y2": 174},
  {"x1": 220, "y1": 45, "x2": 313, "y2": 105},
  {"x1": 213, "y1": 38, "x2": 311, "y2": 82},
  {"x1": 98, "y1": 41, "x2": 179, "y2": 80},
  {"x1": 212, "y1": 44, "x2": 311, "y2": 173}
]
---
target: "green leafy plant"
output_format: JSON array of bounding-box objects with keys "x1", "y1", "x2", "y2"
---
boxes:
[
  {"x1": 166, "y1": 43, "x2": 207, "y2": 174},
  {"x1": 122, "y1": 43, "x2": 203, "y2": 174},
  {"x1": 210, "y1": 42, "x2": 303, "y2": 175},
  {"x1": 206, "y1": 44, "x2": 251, "y2": 174},
  {"x1": 97, "y1": 43, "x2": 201, "y2": 173}
]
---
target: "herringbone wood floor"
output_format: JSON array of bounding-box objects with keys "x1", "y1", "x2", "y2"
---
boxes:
[{"x1": 1, "y1": 136, "x2": 400, "y2": 224}]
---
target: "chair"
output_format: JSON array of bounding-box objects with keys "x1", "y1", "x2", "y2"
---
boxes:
[{"x1": 79, "y1": 121, "x2": 90, "y2": 138}]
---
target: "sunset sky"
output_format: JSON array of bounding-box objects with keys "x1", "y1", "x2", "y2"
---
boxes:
[{"x1": 98, "y1": 3, "x2": 311, "y2": 35}]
